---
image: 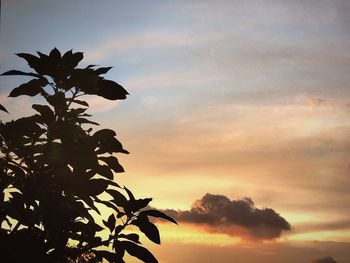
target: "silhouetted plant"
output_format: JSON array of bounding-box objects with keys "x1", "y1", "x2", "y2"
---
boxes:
[{"x1": 0, "y1": 48, "x2": 176, "y2": 262}]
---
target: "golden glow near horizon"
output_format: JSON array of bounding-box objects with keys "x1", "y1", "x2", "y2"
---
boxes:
[{"x1": 157, "y1": 223, "x2": 241, "y2": 246}]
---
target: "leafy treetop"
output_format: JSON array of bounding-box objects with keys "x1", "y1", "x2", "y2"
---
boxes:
[{"x1": 0, "y1": 48, "x2": 176, "y2": 263}]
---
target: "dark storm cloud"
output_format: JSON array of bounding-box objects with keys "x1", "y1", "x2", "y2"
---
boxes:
[
  {"x1": 162, "y1": 193, "x2": 291, "y2": 240},
  {"x1": 313, "y1": 256, "x2": 338, "y2": 263}
]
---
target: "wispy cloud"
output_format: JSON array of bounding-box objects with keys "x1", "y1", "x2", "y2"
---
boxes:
[
  {"x1": 117, "y1": 100, "x2": 350, "y2": 240},
  {"x1": 84, "y1": 30, "x2": 221, "y2": 63}
]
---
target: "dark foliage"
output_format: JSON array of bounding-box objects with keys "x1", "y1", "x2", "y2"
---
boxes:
[{"x1": 0, "y1": 48, "x2": 176, "y2": 263}]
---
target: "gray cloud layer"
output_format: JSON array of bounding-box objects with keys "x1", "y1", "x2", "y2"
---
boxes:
[
  {"x1": 162, "y1": 193, "x2": 291, "y2": 240},
  {"x1": 313, "y1": 257, "x2": 338, "y2": 263}
]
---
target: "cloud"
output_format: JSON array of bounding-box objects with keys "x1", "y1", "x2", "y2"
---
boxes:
[
  {"x1": 120, "y1": 100, "x2": 350, "y2": 222},
  {"x1": 84, "y1": 30, "x2": 217, "y2": 63},
  {"x1": 297, "y1": 220, "x2": 350, "y2": 234},
  {"x1": 161, "y1": 193, "x2": 291, "y2": 240},
  {"x1": 313, "y1": 256, "x2": 338, "y2": 263},
  {"x1": 296, "y1": 95, "x2": 350, "y2": 108},
  {"x1": 305, "y1": 97, "x2": 325, "y2": 107}
]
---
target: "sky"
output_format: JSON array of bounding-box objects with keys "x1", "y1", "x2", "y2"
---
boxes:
[{"x1": 1, "y1": 0, "x2": 350, "y2": 262}]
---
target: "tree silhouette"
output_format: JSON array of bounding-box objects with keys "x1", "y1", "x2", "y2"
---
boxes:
[{"x1": 0, "y1": 48, "x2": 176, "y2": 263}]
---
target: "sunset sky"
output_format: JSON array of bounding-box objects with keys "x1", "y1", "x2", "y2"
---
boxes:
[{"x1": 1, "y1": 1, "x2": 350, "y2": 262}]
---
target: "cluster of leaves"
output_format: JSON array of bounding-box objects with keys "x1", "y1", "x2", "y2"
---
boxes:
[{"x1": 0, "y1": 48, "x2": 176, "y2": 262}]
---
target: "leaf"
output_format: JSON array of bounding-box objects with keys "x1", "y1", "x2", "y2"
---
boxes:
[
  {"x1": 72, "y1": 99, "x2": 89, "y2": 107},
  {"x1": 108, "y1": 180, "x2": 121, "y2": 188},
  {"x1": 103, "y1": 214, "x2": 116, "y2": 232},
  {"x1": 86, "y1": 178, "x2": 110, "y2": 196},
  {"x1": 9, "y1": 79, "x2": 46, "y2": 97},
  {"x1": 12, "y1": 116, "x2": 44, "y2": 136},
  {"x1": 114, "y1": 225, "x2": 124, "y2": 235},
  {"x1": 82, "y1": 196, "x2": 101, "y2": 215},
  {"x1": 124, "y1": 186, "x2": 135, "y2": 201},
  {"x1": 93, "y1": 129, "x2": 129, "y2": 154},
  {"x1": 85, "y1": 64, "x2": 97, "y2": 69},
  {"x1": 69, "y1": 68, "x2": 100, "y2": 94},
  {"x1": 107, "y1": 137, "x2": 129, "y2": 154},
  {"x1": 0, "y1": 104, "x2": 8, "y2": 113},
  {"x1": 94, "y1": 250, "x2": 120, "y2": 263},
  {"x1": 46, "y1": 92, "x2": 66, "y2": 110},
  {"x1": 32, "y1": 104, "x2": 54, "y2": 122},
  {"x1": 97, "y1": 79, "x2": 129, "y2": 100},
  {"x1": 62, "y1": 50, "x2": 83, "y2": 69},
  {"x1": 16, "y1": 53, "x2": 44, "y2": 74},
  {"x1": 119, "y1": 233, "x2": 141, "y2": 244},
  {"x1": 76, "y1": 117, "x2": 100, "y2": 126},
  {"x1": 93, "y1": 128, "x2": 116, "y2": 138},
  {"x1": 6, "y1": 163, "x2": 25, "y2": 177},
  {"x1": 94, "y1": 66, "x2": 112, "y2": 75},
  {"x1": 71, "y1": 52, "x2": 84, "y2": 67},
  {"x1": 120, "y1": 241, "x2": 158, "y2": 263},
  {"x1": 49, "y1": 47, "x2": 61, "y2": 61},
  {"x1": 1, "y1": 70, "x2": 42, "y2": 78},
  {"x1": 132, "y1": 216, "x2": 160, "y2": 244},
  {"x1": 95, "y1": 199, "x2": 120, "y2": 212},
  {"x1": 36, "y1": 51, "x2": 49, "y2": 60},
  {"x1": 95, "y1": 165, "x2": 114, "y2": 180},
  {"x1": 106, "y1": 189, "x2": 128, "y2": 207},
  {"x1": 68, "y1": 107, "x2": 87, "y2": 115},
  {"x1": 140, "y1": 210, "x2": 178, "y2": 224},
  {"x1": 99, "y1": 156, "x2": 125, "y2": 173},
  {"x1": 129, "y1": 198, "x2": 152, "y2": 213}
]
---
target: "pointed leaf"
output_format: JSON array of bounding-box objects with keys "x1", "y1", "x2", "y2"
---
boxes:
[
  {"x1": 49, "y1": 47, "x2": 61, "y2": 60},
  {"x1": 140, "y1": 210, "x2": 177, "y2": 224},
  {"x1": 108, "y1": 137, "x2": 129, "y2": 154},
  {"x1": 86, "y1": 178, "x2": 110, "y2": 196},
  {"x1": 0, "y1": 104, "x2": 8, "y2": 113},
  {"x1": 99, "y1": 156, "x2": 125, "y2": 173},
  {"x1": 46, "y1": 92, "x2": 66, "y2": 111},
  {"x1": 95, "y1": 165, "x2": 113, "y2": 180},
  {"x1": 82, "y1": 196, "x2": 101, "y2": 215},
  {"x1": 94, "y1": 67, "x2": 112, "y2": 75},
  {"x1": 36, "y1": 51, "x2": 49, "y2": 60},
  {"x1": 132, "y1": 216, "x2": 160, "y2": 244},
  {"x1": 103, "y1": 214, "x2": 116, "y2": 232},
  {"x1": 97, "y1": 79, "x2": 129, "y2": 100},
  {"x1": 85, "y1": 64, "x2": 97, "y2": 69},
  {"x1": 16, "y1": 53, "x2": 44, "y2": 74},
  {"x1": 71, "y1": 52, "x2": 84, "y2": 67},
  {"x1": 32, "y1": 104, "x2": 54, "y2": 122},
  {"x1": 120, "y1": 241, "x2": 158, "y2": 263},
  {"x1": 76, "y1": 117, "x2": 99, "y2": 126},
  {"x1": 106, "y1": 189, "x2": 128, "y2": 207},
  {"x1": 129, "y1": 198, "x2": 152, "y2": 212},
  {"x1": 118, "y1": 233, "x2": 141, "y2": 244},
  {"x1": 72, "y1": 99, "x2": 89, "y2": 107},
  {"x1": 62, "y1": 50, "x2": 83, "y2": 69},
  {"x1": 95, "y1": 199, "x2": 120, "y2": 212},
  {"x1": 1, "y1": 70, "x2": 42, "y2": 78},
  {"x1": 124, "y1": 186, "x2": 135, "y2": 201},
  {"x1": 94, "y1": 250, "x2": 120, "y2": 263},
  {"x1": 93, "y1": 128, "x2": 116, "y2": 138},
  {"x1": 9, "y1": 79, "x2": 46, "y2": 97}
]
